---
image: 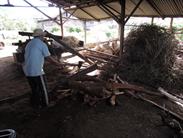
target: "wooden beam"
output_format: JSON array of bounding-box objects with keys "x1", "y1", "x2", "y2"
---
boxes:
[
  {"x1": 104, "y1": 4, "x2": 120, "y2": 15},
  {"x1": 170, "y1": 17, "x2": 173, "y2": 34},
  {"x1": 63, "y1": 0, "x2": 119, "y2": 10},
  {"x1": 158, "y1": 87, "x2": 183, "y2": 105},
  {"x1": 23, "y1": 0, "x2": 62, "y2": 26},
  {"x1": 139, "y1": 95, "x2": 183, "y2": 121},
  {"x1": 129, "y1": 0, "x2": 145, "y2": 14},
  {"x1": 7, "y1": 0, "x2": 10, "y2": 4},
  {"x1": 146, "y1": 0, "x2": 164, "y2": 18},
  {"x1": 98, "y1": 3, "x2": 120, "y2": 24},
  {"x1": 79, "y1": 7, "x2": 99, "y2": 21},
  {"x1": 18, "y1": 31, "x2": 61, "y2": 39},
  {"x1": 69, "y1": 63, "x2": 98, "y2": 79},
  {"x1": 63, "y1": 9, "x2": 77, "y2": 24},
  {"x1": 84, "y1": 21, "x2": 87, "y2": 43},
  {"x1": 59, "y1": 7, "x2": 64, "y2": 36},
  {"x1": 151, "y1": 17, "x2": 154, "y2": 25},
  {"x1": 119, "y1": 0, "x2": 126, "y2": 58},
  {"x1": 124, "y1": 0, "x2": 144, "y2": 25},
  {"x1": 172, "y1": 0, "x2": 181, "y2": 14},
  {"x1": 46, "y1": 31, "x2": 92, "y2": 64}
]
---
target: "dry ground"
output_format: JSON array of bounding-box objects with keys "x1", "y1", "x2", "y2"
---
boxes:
[{"x1": 0, "y1": 56, "x2": 182, "y2": 138}]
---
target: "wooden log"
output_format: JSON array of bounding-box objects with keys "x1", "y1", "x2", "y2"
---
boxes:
[
  {"x1": 84, "y1": 52, "x2": 118, "y2": 62},
  {"x1": 0, "y1": 93, "x2": 29, "y2": 105},
  {"x1": 73, "y1": 75, "x2": 103, "y2": 82},
  {"x1": 46, "y1": 31, "x2": 92, "y2": 64},
  {"x1": 68, "y1": 81, "x2": 106, "y2": 97},
  {"x1": 138, "y1": 95, "x2": 183, "y2": 121},
  {"x1": 62, "y1": 62, "x2": 81, "y2": 67},
  {"x1": 83, "y1": 48, "x2": 118, "y2": 58},
  {"x1": 158, "y1": 87, "x2": 183, "y2": 105},
  {"x1": 62, "y1": 54, "x2": 75, "y2": 60},
  {"x1": 69, "y1": 63, "x2": 98, "y2": 79},
  {"x1": 107, "y1": 82, "x2": 162, "y2": 96},
  {"x1": 85, "y1": 55, "x2": 109, "y2": 63}
]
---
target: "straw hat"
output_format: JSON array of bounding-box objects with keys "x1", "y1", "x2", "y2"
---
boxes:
[{"x1": 33, "y1": 28, "x2": 46, "y2": 37}]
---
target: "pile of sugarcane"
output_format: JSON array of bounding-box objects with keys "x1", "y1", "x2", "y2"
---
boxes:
[{"x1": 113, "y1": 24, "x2": 177, "y2": 88}]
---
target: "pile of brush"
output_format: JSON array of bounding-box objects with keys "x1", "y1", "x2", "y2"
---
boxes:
[
  {"x1": 62, "y1": 36, "x2": 83, "y2": 48},
  {"x1": 116, "y1": 24, "x2": 177, "y2": 88}
]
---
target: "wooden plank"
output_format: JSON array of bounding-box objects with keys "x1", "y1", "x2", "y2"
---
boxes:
[
  {"x1": 139, "y1": 95, "x2": 183, "y2": 121},
  {"x1": 69, "y1": 63, "x2": 98, "y2": 79},
  {"x1": 46, "y1": 31, "x2": 92, "y2": 64},
  {"x1": 158, "y1": 87, "x2": 183, "y2": 105}
]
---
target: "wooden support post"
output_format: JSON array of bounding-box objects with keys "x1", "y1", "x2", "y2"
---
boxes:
[
  {"x1": 151, "y1": 17, "x2": 154, "y2": 25},
  {"x1": 124, "y1": 0, "x2": 143, "y2": 24},
  {"x1": 84, "y1": 21, "x2": 87, "y2": 43},
  {"x1": 119, "y1": 0, "x2": 126, "y2": 59},
  {"x1": 59, "y1": 7, "x2": 64, "y2": 36},
  {"x1": 7, "y1": 0, "x2": 10, "y2": 4},
  {"x1": 23, "y1": 0, "x2": 61, "y2": 26},
  {"x1": 170, "y1": 17, "x2": 173, "y2": 34}
]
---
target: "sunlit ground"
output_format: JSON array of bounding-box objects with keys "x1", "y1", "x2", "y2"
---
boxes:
[{"x1": 0, "y1": 46, "x2": 18, "y2": 58}]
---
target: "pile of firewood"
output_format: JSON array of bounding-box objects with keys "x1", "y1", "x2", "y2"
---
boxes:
[{"x1": 9, "y1": 28, "x2": 183, "y2": 137}]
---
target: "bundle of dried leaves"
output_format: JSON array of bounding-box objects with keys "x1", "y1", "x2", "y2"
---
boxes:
[{"x1": 117, "y1": 24, "x2": 177, "y2": 88}]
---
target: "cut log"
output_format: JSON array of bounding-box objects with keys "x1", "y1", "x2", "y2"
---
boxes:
[
  {"x1": 107, "y1": 82, "x2": 162, "y2": 96},
  {"x1": 68, "y1": 81, "x2": 106, "y2": 98}
]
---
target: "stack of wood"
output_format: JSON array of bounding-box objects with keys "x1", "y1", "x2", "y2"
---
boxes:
[
  {"x1": 9, "y1": 30, "x2": 183, "y2": 133},
  {"x1": 80, "y1": 49, "x2": 118, "y2": 64}
]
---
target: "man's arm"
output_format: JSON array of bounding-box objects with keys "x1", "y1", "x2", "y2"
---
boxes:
[{"x1": 45, "y1": 56, "x2": 62, "y2": 67}]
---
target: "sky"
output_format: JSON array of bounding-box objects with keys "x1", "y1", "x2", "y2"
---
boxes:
[
  {"x1": 0, "y1": 0, "x2": 49, "y2": 6},
  {"x1": 0, "y1": 0, "x2": 59, "y2": 19}
]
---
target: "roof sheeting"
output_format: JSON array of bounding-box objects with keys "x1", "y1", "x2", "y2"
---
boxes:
[{"x1": 46, "y1": 0, "x2": 183, "y2": 20}]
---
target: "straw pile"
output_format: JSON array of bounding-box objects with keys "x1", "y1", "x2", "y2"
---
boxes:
[
  {"x1": 116, "y1": 24, "x2": 177, "y2": 88},
  {"x1": 62, "y1": 36, "x2": 82, "y2": 48}
]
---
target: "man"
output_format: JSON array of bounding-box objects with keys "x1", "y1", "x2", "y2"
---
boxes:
[{"x1": 23, "y1": 28, "x2": 61, "y2": 108}]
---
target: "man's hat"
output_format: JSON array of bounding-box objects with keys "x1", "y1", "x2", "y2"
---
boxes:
[{"x1": 33, "y1": 28, "x2": 46, "y2": 37}]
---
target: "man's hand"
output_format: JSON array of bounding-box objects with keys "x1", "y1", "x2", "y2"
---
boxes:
[{"x1": 46, "y1": 56, "x2": 63, "y2": 69}]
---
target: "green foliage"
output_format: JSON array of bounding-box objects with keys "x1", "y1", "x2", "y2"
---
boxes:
[
  {"x1": 173, "y1": 25, "x2": 183, "y2": 41},
  {"x1": 68, "y1": 27, "x2": 75, "y2": 33},
  {"x1": 67, "y1": 27, "x2": 82, "y2": 33},
  {"x1": 51, "y1": 27, "x2": 59, "y2": 33},
  {"x1": 0, "y1": 14, "x2": 28, "y2": 31},
  {"x1": 75, "y1": 27, "x2": 81, "y2": 33},
  {"x1": 105, "y1": 32, "x2": 111, "y2": 38}
]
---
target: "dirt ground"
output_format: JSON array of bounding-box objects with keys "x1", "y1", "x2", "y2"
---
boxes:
[{"x1": 0, "y1": 56, "x2": 182, "y2": 138}]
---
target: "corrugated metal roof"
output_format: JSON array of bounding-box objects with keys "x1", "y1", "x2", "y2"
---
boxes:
[{"x1": 46, "y1": 0, "x2": 183, "y2": 20}]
